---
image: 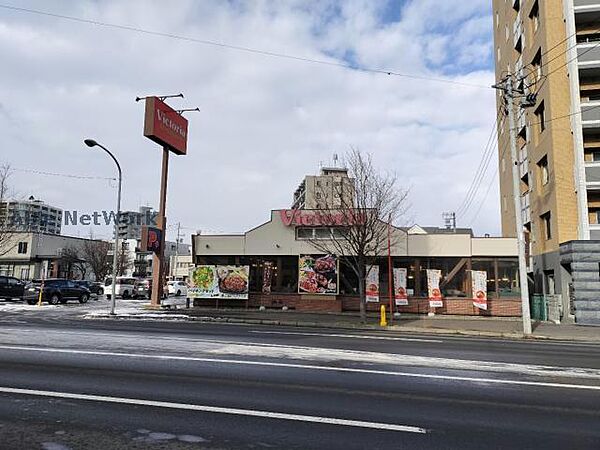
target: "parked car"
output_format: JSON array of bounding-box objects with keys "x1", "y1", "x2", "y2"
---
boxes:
[
  {"x1": 23, "y1": 279, "x2": 91, "y2": 305},
  {"x1": 103, "y1": 277, "x2": 137, "y2": 300},
  {"x1": 0, "y1": 276, "x2": 26, "y2": 301},
  {"x1": 167, "y1": 280, "x2": 188, "y2": 297},
  {"x1": 134, "y1": 278, "x2": 151, "y2": 299},
  {"x1": 73, "y1": 280, "x2": 104, "y2": 297}
]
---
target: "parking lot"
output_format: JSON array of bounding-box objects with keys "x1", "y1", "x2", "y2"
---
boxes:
[{"x1": 0, "y1": 296, "x2": 152, "y2": 324}]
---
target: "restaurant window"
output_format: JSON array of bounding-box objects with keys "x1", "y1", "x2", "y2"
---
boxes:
[
  {"x1": 296, "y1": 228, "x2": 313, "y2": 240},
  {"x1": 497, "y1": 259, "x2": 520, "y2": 297},
  {"x1": 421, "y1": 258, "x2": 468, "y2": 298},
  {"x1": 314, "y1": 228, "x2": 330, "y2": 239},
  {"x1": 472, "y1": 259, "x2": 497, "y2": 298},
  {"x1": 279, "y1": 257, "x2": 298, "y2": 293}
]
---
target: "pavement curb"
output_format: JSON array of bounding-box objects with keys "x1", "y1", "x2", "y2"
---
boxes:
[{"x1": 78, "y1": 313, "x2": 600, "y2": 342}]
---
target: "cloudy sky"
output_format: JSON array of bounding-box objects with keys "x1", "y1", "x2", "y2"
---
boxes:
[{"x1": 0, "y1": 0, "x2": 498, "y2": 242}]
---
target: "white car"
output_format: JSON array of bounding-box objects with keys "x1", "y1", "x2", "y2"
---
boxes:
[
  {"x1": 104, "y1": 277, "x2": 137, "y2": 300},
  {"x1": 167, "y1": 280, "x2": 188, "y2": 297}
]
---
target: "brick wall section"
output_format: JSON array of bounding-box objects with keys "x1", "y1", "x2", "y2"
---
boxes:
[
  {"x1": 339, "y1": 296, "x2": 522, "y2": 317},
  {"x1": 195, "y1": 294, "x2": 521, "y2": 316}
]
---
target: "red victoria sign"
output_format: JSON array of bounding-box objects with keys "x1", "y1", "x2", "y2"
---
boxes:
[
  {"x1": 279, "y1": 209, "x2": 364, "y2": 227},
  {"x1": 143, "y1": 96, "x2": 188, "y2": 155}
]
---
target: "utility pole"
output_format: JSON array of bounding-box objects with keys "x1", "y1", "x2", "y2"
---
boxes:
[
  {"x1": 171, "y1": 222, "x2": 181, "y2": 280},
  {"x1": 494, "y1": 75, "x2": 532, "y2": 336}
]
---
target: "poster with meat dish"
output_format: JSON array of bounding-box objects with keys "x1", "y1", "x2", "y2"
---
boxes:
[
  {"x1": 298, "y1": 255, "x2": 338, "y2": 295},
  {"x1": 365, "y1": 265, "x2": 380, "y2": 303},
  {"x1": 188, "y1": 265, "x2": 249, "y2": 299},
  {"x1": 393, "y1": 268, "x2": 408, "y2": 306},
  {"x1": 427, "y1": 269, "x2": 443, "y2": 308},
  {"x1": 472, "y1": 270, "x2": 488, "y2": 310}
]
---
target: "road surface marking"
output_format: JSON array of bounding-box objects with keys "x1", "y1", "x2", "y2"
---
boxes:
[
  {"x1": 0, "y1": 386, "x2": 427, "y2": 434},
  {"x1": 250, "y1": 330, "x2": 443, "y2": 343},
  {"x1": 1, "y1": 345, "x2": 600, "y2": 391}
]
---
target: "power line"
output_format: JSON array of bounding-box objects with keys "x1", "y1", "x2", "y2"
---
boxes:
[
  {"x1": 13, "y1": 167, "x2": 116, "y2": 180},
  {"x1": 456, "y1": 120, "x2": 498, "y2": 218},
  {"x1": 0, "y1": 3, "x2": 490, "y2": 89},
  {"x1": 468, "y1": 142, "x2": 508, "y2": 226}
]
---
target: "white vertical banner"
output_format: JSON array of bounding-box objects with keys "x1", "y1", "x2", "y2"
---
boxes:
[
  {"x1": 365, "y1": 265, "x2": 380, "y2": 303},
  {"x1": 427, "y1": 269, "x2": 443, "y2": 308},
  {"x1": 472, "y1": 270, "x2": 488, "y2": 310},
  {"x1": 393, "y1": 268, "x2": 408, "y2": 306}
]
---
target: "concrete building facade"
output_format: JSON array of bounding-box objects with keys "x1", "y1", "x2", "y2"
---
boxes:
[
  {"x1": 0, "y1": 197, "x2": 62, "y2": 235},
  {"x1": 493, "y1": 0, "x2": 600, "y2": 324}
]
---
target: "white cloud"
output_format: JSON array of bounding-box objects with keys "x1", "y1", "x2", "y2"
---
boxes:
[{"x1": 0, "y1": 0, "x2": 500, "y2": 241}]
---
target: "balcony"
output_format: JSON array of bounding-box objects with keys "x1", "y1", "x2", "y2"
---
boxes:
[
  {"x1": 574, "y1": 0, "x2": 600, "y2": 14},
  {"x1": 518, "y1": 145, "x2": 528, "y2": 179},
  {"x1": 582, "y1": 101, "x2": 600, "y2": 129},
  {"x1": 577, "y1": 43, "x2": 600, "y2": 76},
  {"x1": 585, "y1": 162, "x2": 600, "y2": 189},
  {"x1": 590, "y1": 224, "x2": 600, "y2": 240},
  {"x1": 520, "y1": 192, "x2": 531, "y2": 224},
  {"x1": 513, "y1": 11, "x2": 523, "y2": 50}
]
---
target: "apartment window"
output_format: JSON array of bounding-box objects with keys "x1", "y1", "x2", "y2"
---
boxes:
[
  {"x1": 497, "y1": 46, "x2": 501, "y2": 63},
  {"x1": 538, "y1": 155, "x2": 549, "y2": 185},
  {"x1": 529, "y1": 50, "x2": 542, "y2": 85},
  {"x1": 17, "y1": 242, "x2": 28, "y2": 254},
  {"x1": 592, "y1": 151, "x2": 600, "y2": 162},
  {"x1": 541, "y1": 212, "x2": 552, "y2": 240},
  {"x1": 505, "y1": 24, "x2": 509, "y2": 41},
  {"x1": 529, "y1": 1, "x2": 539, "y2": 33},
  {"x1": 535, "y1": 101, "x2": 545, "y2": 133},
  {"x1": 316, "y1": 192, "x2": 322, "y2": 199},
  {"x1": 496, "y1": 11, "x2": 499, "y2": 28}
]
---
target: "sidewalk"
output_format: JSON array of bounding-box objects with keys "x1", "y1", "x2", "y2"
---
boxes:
[{"x1": 105, "y1": 306, "x2": 600, "y2": 342}]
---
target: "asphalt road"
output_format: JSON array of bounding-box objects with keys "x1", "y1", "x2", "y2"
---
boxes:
[{"x1": 0, "y1": 301, "x2": 599, "y2": 449}]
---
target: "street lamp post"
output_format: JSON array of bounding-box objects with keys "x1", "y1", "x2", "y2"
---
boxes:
[{"x1": 84, "y1": 139, "x2": 122, "y2": 316}]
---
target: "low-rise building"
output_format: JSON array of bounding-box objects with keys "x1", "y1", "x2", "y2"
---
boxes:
[
  {"x1": 191, "y1": 210, "x2": 521, "y2": 316},
  {"x1": 0, "y1": 232, "x2": 104, "y2": 280}
]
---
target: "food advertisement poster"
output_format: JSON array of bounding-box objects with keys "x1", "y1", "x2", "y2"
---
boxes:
[
  {"x1": 298, "y1": 255, "x2": 338, "y2": 295},
  {"x1": 427, "y1": 269, "x2": 443, "y2": 308},
  {"x1": 365, "y1": 265, "x2": 380, "y2": 303},
  {"x1": 472, "y1": 270, "x2": 488, "y2": 310},
  {"x1": 188, "y1": 265, "x2": 250, "y2": 299},
  {"x1": 393, "y1": 268, "x2": 408, "y2": 306},
  {"x1": 262, "y1": 262, "x2": 273, "y2": 294}
]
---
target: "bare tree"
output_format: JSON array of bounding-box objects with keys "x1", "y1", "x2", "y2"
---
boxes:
[
  {"x1": 116, "y1": 242, "x2": 133, "y2": 276},
  {"x1": 81, "y1": 236, "x2": 112, "y2": 282},
  {"x1": 309, "y1": 149, "x2": 409, "y2": 322},
  {"x1": 0, "y1": 164, "x2": 15, "y2": 256},
  {"x1": 61, "y1": 246, "x2": 88, "y2": 280}
]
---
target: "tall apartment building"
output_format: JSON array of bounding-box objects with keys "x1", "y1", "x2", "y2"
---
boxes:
[
  {"x1": 0, "y1": 197, "x2": 62, "y2": 235},
  {"x1": 493, "y1": 0, "x2": 600, "y2": 324},
  {"x1": 292, "y1": 167, "x2": 354, "y2": 210},
  {"x1": 115, "y1": 206, "x2": 156, "y2": 240}
]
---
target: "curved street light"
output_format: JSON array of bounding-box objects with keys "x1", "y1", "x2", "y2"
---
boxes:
[{"x1": 84, "y1": 139, "x2": 122, "y2": 316}]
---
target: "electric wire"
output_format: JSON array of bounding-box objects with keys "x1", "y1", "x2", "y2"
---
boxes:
[
  {"x1": 0, "y1": 3, "x2": 490, "y2": 89},
  {"x1": 13, "y1": 168, "x2": 116, "y2": 180}
]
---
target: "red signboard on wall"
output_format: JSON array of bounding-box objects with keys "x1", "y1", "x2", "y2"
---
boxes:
[{"x1": 143, "y1": 96, "x2": 188, "y2": 155}]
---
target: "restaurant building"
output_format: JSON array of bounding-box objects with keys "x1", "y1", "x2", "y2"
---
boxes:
[{"x1": 191, "y1": 169, "x2": 521, "y2": 317}]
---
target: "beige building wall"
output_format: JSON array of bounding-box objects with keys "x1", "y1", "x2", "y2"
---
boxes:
[{"x1": 493, "y1": 0, "x2": 579, "y2": 256}]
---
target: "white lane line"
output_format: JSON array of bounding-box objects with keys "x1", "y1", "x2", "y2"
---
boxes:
[
  {"x1": 250, "y1": 330, "x2": 443, "y2": 343},
  {"x1": 1, "y1": 345, "x2": 600, "y2": 391},
  {"x1": 0, "y1": 386, "x2": 427, "y2": 434}
]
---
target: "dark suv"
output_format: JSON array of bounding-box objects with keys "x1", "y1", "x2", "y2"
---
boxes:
[
  {"x1": 0, "y1": 276, "x2": 26, "y2": 300},
  {"x1": 73, "y1": 280, "x2": 104, "y2": 297},
  {"x1": 23, "y1": 279, "x2": 91, "y2": 305}
]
